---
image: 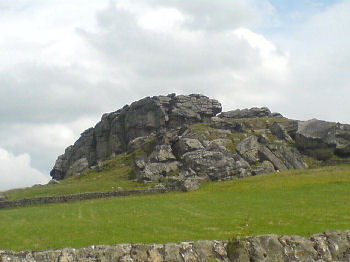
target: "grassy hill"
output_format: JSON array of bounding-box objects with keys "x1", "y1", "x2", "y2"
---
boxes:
[
  {"x1": 4, "y1": 153, "x2": 153, "y2": 201},
  {"x1": 1, "y1": 164, "x2": 350, "y2": 251}
]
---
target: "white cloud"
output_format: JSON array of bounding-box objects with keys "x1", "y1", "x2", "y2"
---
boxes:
[
  {"x1": 137, "y1": 7, "x2": 185, "y2": 32},
  {"x1": 79, "y1": 2, "x2": 289, "y2": 111},
  {"x1": 271, "y1": 0, "x2": 350, "y2": 122},
  {"x1": 0, "y1": 148, "x2": 50, "y2": 191},
  {"x1": 0, "y1": 117, "x2": 99, "y2": 174}
]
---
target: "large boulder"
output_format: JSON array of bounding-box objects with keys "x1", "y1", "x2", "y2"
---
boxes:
[
  {"x1": 295, "y1": 119, "x2": 350, "y2": 158},
  {"x1": 167, "y1": 94, "x2": 222, "y2": 128},
  {"x1": 203, "y1": 139, "x2": 232, "y2": 152},
  {"x1": 236, "y1": 136, "x2": 260, "y2": 164},
  {"x1": 134, "y1": 144, "x2": 180, "y2": 182},
  {"x1": 236, "y1": 136, "x2": 307, "y2": 172},
  {"x1": 172, "y1": 138, "x2": 204, "y2": 157},
  {"x1": 181, "y1": 149, "x2": 251, "y2": 180},
  {"x1": 135, "y1": 160, "x2": 180, "y2": 182},
  {"x1": 149, "y1": 145, "x2": 176, "y2": 162},
  {"x1": 258, "y1": 144, "x2": 307, "y2": 171},
  {"x1": 252, "y1": 160, "x2": 275, "y2": 176},
  {"x1": 269, "y1": 122, "x2": 293, "y2": 143},
  {"x1": 166, "y1": 169, "x2": 203, "y2": 192}
]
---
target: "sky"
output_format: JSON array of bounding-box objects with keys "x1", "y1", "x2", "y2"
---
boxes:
[{"x1": 0, "y1": 0, "x2": 349, "y2": 191}]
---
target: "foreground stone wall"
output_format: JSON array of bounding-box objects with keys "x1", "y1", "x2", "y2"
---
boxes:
[
  {"x1": 0, "y1": 188, "x2": 167, "y2": 209},
  {"x1": 229, "y1": 230, "x2": 350, "y2": 262},
  {"x1": 1, "y1": 231, "x2": 349, "y2": 261},
  {"x1": 0, "y1": 241, "x2": 228, "y2": 262}
]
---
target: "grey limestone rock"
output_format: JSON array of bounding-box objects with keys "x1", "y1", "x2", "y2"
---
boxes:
[
  {"x1": 219, "y1": 107, "x2": 272, "y2": 119},
  {"x1": 47, "y1": 179, "x2": 60, "y2": 185},
  {"x1": 149, "y1": 145, "x2": 177, "y2": 162},
  {"x1": 269, "y1": 122, "x2": 293, "y2": 143},
  {"x1": 209, "y1": 116, "x2": 244, "y2": 131},
  {"x1": 65, "y1": 157, "x2": 89, "y2": 177},
  {"x1": 181, "y1": 149, "x2": 251, "y2": 180},
  {"x1": 252, "y1": 160, "x2": 275, "y2": 176},
  {"x1": 203, "y1": 139, "x2": 232, "y2": 152},
  {"x1": 135, "y1": 161, "x2": 180, "y2": 182},
  {"x1": 172, "y1": 137, "x2": 204, "y2": 157},
  {"x1": 179, "y1": 177, "x2": 201, "y2": 192},
  {"x1": 236, "y1": 135, "x2": 307, "y2": 172},
  {"x1": 50, "y1": 94, "x2": 221, "y2": 180},
  {"x1": 258, "y1": 145, "x2": 288, "y2": 171},
  {"x1": 127, "y1": 136, "x2": 150, "y2": 153},
  {"x1": 268, "y1": 144, "x2": 308, "y2": 170},
  {"x1": 236, "y1": 136, "x2": 260, "y2": 164},
  {"x1": 295, "y1": 119, "x2": 350, "y2": 157}
]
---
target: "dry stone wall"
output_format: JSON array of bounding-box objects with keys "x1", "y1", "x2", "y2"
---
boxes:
[
  {"x1": 0, "y1": 188, "x2": 167, "y2": 209},
  {"x1": 1, "y1": 231, "x2": 350, "y2": 261}
]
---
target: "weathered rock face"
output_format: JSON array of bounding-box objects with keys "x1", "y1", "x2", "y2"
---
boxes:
[
  {"x1": 269, "y1": 122, "x2": 293, "y2": 143},
  {"x1": 181, "y1": 149, "x2": 251, "y2": 180},
  {"x1": 50, "y1": 94, "x2": 221, "y2": 180},
  {"x1": 236, "y1": 135, "x2": 307, "y2": 172},
  {"x1": 295, "y1": 119, "x2": 350, "y2": 159},
  {"x1": 219, "y1": 107, "x2": 272, "y2": 119},
  {"x1": 2, "y1": 231, "x2": 350, "y2": 262}
]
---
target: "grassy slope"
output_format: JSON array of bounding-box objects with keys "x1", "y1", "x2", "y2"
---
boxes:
[
  {"x1": 1, "y1": 165, "x2": 350, "y2": 251},
  {"x1": 5, "y1": 153, "x2": 152, "y2": 201}
]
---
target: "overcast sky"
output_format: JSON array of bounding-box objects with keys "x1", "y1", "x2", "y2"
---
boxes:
[{"x1": 0, "y1": 0, "x2": 349, "y2": 191}]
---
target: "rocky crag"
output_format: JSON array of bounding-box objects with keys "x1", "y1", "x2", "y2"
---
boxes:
[
  {"x1": 1, "y1": 230, "x2": 350, "y2": 262},
  {"x1": 50, "y1": 94, "x2": 350, "y2": 191}
]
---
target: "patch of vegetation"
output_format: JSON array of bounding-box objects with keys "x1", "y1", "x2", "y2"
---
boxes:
[
  {"x1": 1, "y1": 164, "x2": 350, "y2": 251},
  {"x1": 304, "y1": 157, "x2": 321, "y2": 168},
  {"x1": 226, "y1": 132, "x2": 248, "y2": 152},
  {"x1": 189, "y1": 124, "x2": 216, "y2": 140},
  {"x1": 305, "y1": 153, "x2": 350, "y2": 169},
  {"x1": 139, "y1": 138, "x2": 157, "y2": 156},
  {"x1": 166, "y1": 167, "x2": 180, "y2": 177},
  {"x1": 188, "y1": 123, "x2": 211, "y2": 133},
  {"x1": 4, "y1": 153, "x2": 150, "y2": 201}
]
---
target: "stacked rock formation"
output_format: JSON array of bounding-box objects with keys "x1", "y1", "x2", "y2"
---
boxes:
[
  {"x1": 50, "y1": 94, "x2": 221, "y2": 180},
  {"x1": 50, "y1": 94, "x2": 350, "y2": 191}
]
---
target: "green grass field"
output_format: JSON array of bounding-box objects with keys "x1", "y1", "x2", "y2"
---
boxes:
[{"x1": 1, "y1": 164, "x2": 350, "y2": 251}]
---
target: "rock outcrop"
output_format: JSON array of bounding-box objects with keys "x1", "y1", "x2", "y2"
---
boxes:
[
  {"x1": 51, "y1": 93, "x2": 350, "y2": 192},
  {"x1": 295, "y1": 119, "x2": 350, "y2": 159},
  {"x1": 219, "y1": 107, "x2": 273, "y2": 119},
  {"x1": 50, "y1": 94, "x2": 221, "y2": 180},
  {"x1": 2, "y1": 230, "x2": 350, "y2": 262}
]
